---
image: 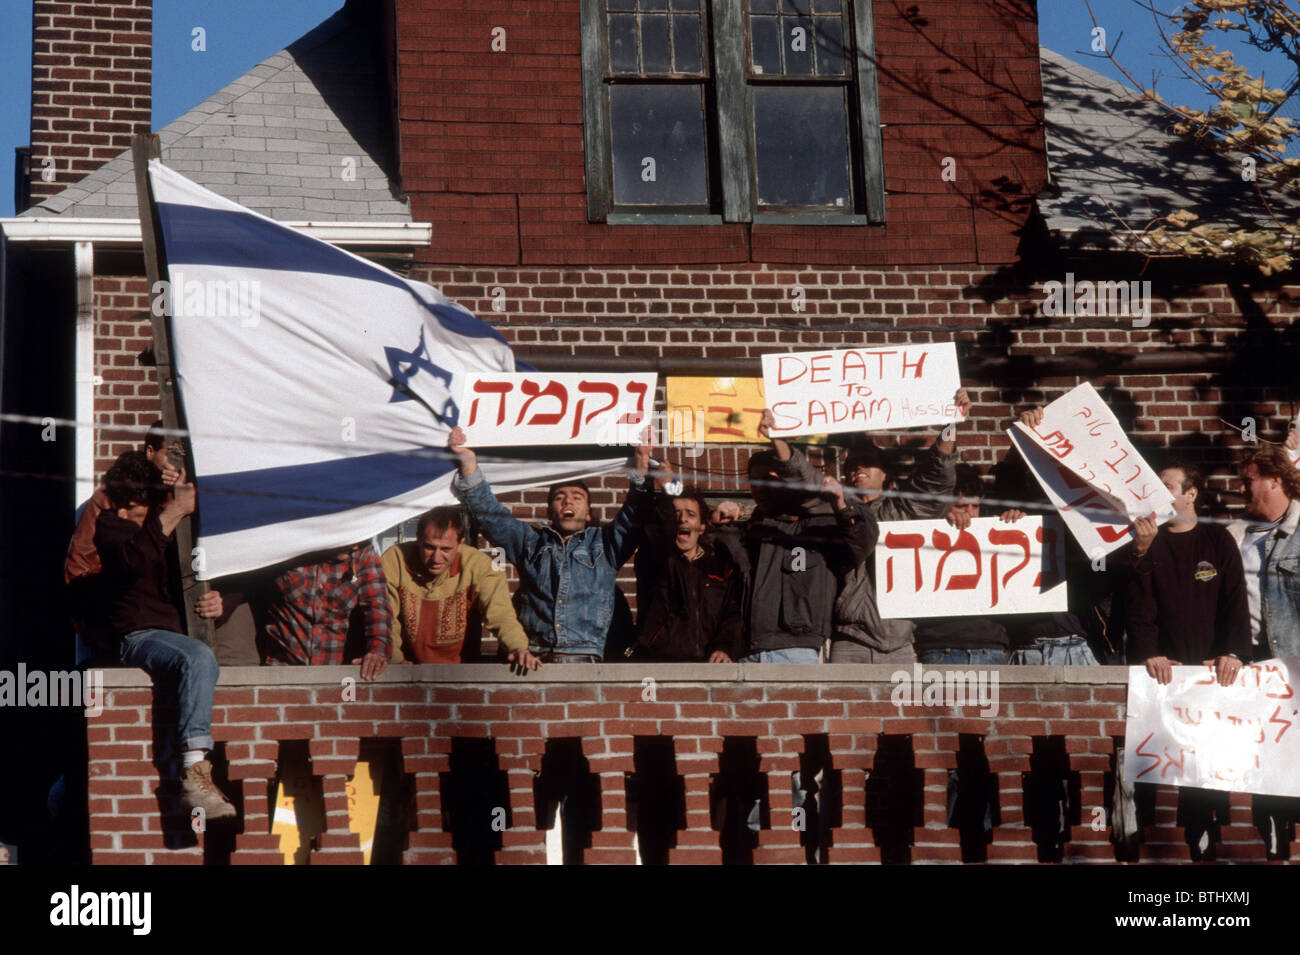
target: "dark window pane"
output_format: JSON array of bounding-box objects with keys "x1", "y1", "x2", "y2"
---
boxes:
[
  {"x1": 815, "y1": 17, "x2": 845, "y2": 74},
  {"x1": 641, "y1": 13, "x2": 672, "y2": 72},
  {"x1": 811, "y1": 0, "x2": 841, "y2": 12},
  {"x1": 642, "y1": 0, "x2": 669, "y2": 9},
  {"x1": 608, "y1": 0, "x2": 636, "y2": 9},
  {"x1": 753, "y1": 86, "x2": 852, "y2": 208},
  {"x1": 750, "y1": 15, "x2": 782, "y2": 74},
  {"x1": 785, "y1": 17, "x2": 814, "y2": 74},
  {"x1": 749, "y1": 0, "x2": 779, "y2": 12},
  {"x1": 783, "y1": 0, "x2": 810, "y2": 13},
  {"x1": 673, "y1": 15, "x2": 703, "y2": 73},
  {"x1": 609, "y1": 15, "x2": 639, "y2": 72},
  {"x1": 610, "y1": 85, "x2": 708, "y2": 206},
  {"x1": 670, "y1": 0, "x2": 699, "y2": 9}
]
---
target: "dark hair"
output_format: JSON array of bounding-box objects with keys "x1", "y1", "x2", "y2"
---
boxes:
[
  {"x1": 417, "y1": 506, "x2": 466, "y2": 540},
  {"x1": 103, "y1": 450, "x2": 160, "y2": 510},
  {"x1": 953, "y1": 463, "x2": 985, "y2": 500},
  {"x1": 843, "y1": 444, "x2": 891, "y2": 483},
  {"x1": 1241, "y1": 445, "x2": 1300, "y2": 499},
  {"x1": 548, "y1": 479, "x2": 590, "y2": 501},
  {"x1": 670, "y1": 485, "x2": 712, "y2": 523},
  {"x1": 747, "y1": 449, "x2": 781, "y2": 474},
  {"x1": 144, "y1": 420, "x2": 166, "y2": 452},
  {"x1": 1162, "y1": 461, "x2": 1203, "y2": 498}
]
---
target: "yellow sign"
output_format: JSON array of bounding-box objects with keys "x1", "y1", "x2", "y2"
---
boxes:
[
  {"x1": 271, "y1": 758, "x2": 384, "y2": 865},
  {"x1": 665, "y1": 377, "x2": 828, "y2": 444}
]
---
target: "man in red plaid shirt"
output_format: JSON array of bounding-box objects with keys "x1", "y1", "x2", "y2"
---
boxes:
[{"x1": 262, "y1": 542, "x2": 393, "y2": 680}]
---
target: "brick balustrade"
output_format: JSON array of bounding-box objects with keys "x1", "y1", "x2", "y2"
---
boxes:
[{"x1": 86, "y1": 664, "x2": 1286, "y2": 865}]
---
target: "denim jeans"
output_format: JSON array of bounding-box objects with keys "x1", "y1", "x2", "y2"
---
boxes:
[
  {"x1": 742, "y1": 647, "x2": 820, "y2": 664},
  {"x1": 542, "y1": 654, "x2": 602, "y2": 664},
  {"x1": 119, "y1": 628, "x2": 219, "y2": 753},
  {"x1": 1008, "y1": 635, "x2": 1098, "y2": 666},
  {"x1": 828, "y1": 640, "x2": 916, "y2": 664},
  {"x1": 919, "y1": 648, "x2": 1008, "y2": 666}
]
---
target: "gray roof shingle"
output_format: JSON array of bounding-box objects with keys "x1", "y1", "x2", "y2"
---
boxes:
[
  {"x1": 22, "y1": 6, "x2": 409, "y2": 222},
  {"x1": 1037, "y1": 48, "x2": 1294, "y2": 247}
]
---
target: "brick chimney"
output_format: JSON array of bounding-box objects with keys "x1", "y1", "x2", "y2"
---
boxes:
[{"x1": 26, "y1": 0, "x2": 152, "y2": 209}]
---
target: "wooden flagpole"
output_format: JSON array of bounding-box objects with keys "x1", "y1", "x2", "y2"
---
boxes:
[{"x1": 132, "y1": 133, "x2": 212, "y2": 645}]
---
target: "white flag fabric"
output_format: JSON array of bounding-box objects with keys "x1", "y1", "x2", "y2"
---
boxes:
[{"x1": 148, "y1": 160, "x2": 625, "y2": 579}]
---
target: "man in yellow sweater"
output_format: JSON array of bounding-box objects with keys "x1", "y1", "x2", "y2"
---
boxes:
[{"x1": 382, "y1": 507, "x2": 539, "y2": 668}]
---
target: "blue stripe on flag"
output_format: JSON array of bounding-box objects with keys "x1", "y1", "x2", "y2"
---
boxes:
[
  {"x1": 155, "y1": 202, "x2": 506, "y2": 344},
  {"x1": 197, "y1": 448, "x2": 455, "y2": 536}
]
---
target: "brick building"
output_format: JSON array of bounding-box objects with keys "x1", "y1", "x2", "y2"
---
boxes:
[{"x1": 2, "y1": 0, "x2": 1297, "y2": 864}]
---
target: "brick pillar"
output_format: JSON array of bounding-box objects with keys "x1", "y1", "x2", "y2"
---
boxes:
[
  {"x1": 584, "y1": 736, "x2": 638, "y2": 864},
  {"x1": 226, "y1": 740, "x2": 281, "y2": 864},
  {"x1": 497, "y1": 737, "x2": 546, "y2": 865},
  {"x1": 986, "y1": 739, "x2": 1036, "y2": 862},
  {"x1": 401, "y1": 736, "x2": 456, "y2": 865},
  {"x1": 668, "y1": 736, "x2": 722, "y2": 865},
  {"x1": 753, "y1": 738, "x2": 805, "y2": 865},
  {"x1": 28, "y1": 0, "x2": 152, "y2": 207}
]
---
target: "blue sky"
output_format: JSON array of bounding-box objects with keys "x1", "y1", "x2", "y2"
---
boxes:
[
  {"x1": 0, "y1": 0, "x2": 1294, "y2": 217},
  {"x1": 1, "y1": 0, "x2": 342, "y2": 217}
]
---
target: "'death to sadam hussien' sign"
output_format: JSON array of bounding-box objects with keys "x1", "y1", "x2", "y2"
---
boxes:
[
  {"x1": 1124, "y1": 660, "x2": 1300, "y2": 797},
  {"x1": 874, "y1": 516, "x2": 1068, "y2": 619},
  {"x1": 760, "y1": 343, "x2": 964, "y2": 439},
  {"x1": 458, "y1": 373, "x2": 658, "y2": 446}
]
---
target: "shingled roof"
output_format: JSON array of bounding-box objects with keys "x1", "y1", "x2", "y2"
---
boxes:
[
  {"x1": 1037, "y1": 47, "x2": 1295, "y2": 249},
  {"x1": 22, "y1": 5, "x2": 408, "y2": 222}
]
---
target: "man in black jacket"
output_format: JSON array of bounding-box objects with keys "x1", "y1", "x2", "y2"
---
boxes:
[
  {"x1": 94, "y1": 451, "x2": 235, "y2": 821},
  {"x1": 633, "y1": 487, "x2": 743, "y2": 662}
]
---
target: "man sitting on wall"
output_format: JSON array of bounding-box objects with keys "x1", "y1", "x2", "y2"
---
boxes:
[
  {"x1": 447, "y1": 426, "x2": 653, "y2": 662},
  {"x1": 93, "y1": 450, "x2": 234, "y2": 820},
  {"x1": 382, "y1": 505, "x2": 539, "y2": 669}
]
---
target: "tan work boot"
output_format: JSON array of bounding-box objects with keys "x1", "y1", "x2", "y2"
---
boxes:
[{"x1": 180, "y1": 759, "x2": 237, "y2": 821}]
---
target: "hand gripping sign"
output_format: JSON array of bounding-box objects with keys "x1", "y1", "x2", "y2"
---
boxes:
[
  {"x1": 459, "y1": 373, "x2": 658, "y2": 446},
  {"x1": 1009, "y1": 383, "x2": 1175, "y2": 557},
  {"x1": 1124, "y1": 660, "x2": 1300, "y2": 797},
  {"x1": 760, "y1": 343, "x2": 964, "y2": 439},
  {"x1": 875, "y1": 515, "x2": 1068, "y2": 619}
]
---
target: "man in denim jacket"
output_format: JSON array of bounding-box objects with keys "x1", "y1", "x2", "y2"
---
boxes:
[
  {"x1": 1228, "y1": 442, "x2": 1300, "y2": 856},
  {"x1": 447, "y1": 426, "x2": 653, "y2": 662}
]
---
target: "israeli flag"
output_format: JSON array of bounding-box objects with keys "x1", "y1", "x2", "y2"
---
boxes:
[{"x1": 148, "y1": 160, "x2": 625, "y2": 579}]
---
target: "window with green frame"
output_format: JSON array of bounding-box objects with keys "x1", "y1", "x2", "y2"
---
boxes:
[{"x1": 580, "y1": 0, "x2": 886, "y2": 224}]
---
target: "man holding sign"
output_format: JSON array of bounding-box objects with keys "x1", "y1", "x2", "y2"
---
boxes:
[{"x1": 447, "y1": 427, "x2": 653, "y2": 662}]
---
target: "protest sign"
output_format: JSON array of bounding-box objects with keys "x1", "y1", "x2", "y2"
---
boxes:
[
  {"x1": 875, "y1": 516, "x2": 1067, "y2": 619},
  {"x1": 1009, "y1": 383, "x2": 1174, "y2": 556},
  {"x1": 459, "y1": 372, "x2": 658, "y2": 446},
  {"x1": 1123, "y1": 660, "x2": 1300, "y2": 797},
  {"x1": 760, "y1": 343, "x2": 963, "y2": 438},
  {"x1": 665, "y1": 377, "x2": 829, "y2": 444}
]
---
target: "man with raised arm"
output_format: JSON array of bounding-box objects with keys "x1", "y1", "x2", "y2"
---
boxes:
[{"x1": 447, "y1": 426, "x2": 653, "y2": 662}]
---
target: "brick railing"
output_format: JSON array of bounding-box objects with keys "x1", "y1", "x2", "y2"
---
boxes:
[{"x1": 87, "y1": 664, "x2": 1283, "y2": 864}]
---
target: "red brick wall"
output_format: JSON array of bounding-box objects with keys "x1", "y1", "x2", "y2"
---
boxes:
[
  {"x1": 28, "y1": 0, "x2": 152, "y2": 207},
  {"x1": 394, "y1": 0, "x2": 1046, "y2": 266},
  {"x1": 87, "y1": 265, "x2": 1300, "y2": 504},
  {"x1": 86, "y1": 666, "x2": 1281, "y2": 864}
]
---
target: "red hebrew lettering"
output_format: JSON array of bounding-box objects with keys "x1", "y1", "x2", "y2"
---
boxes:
[
  {"x1": 1097, "y1": 524, "x2": 1132, "y2": 543},
  {"x1": 1123, "y1": 464, "x2": 1143, "y2": 485},
  {"x1": 516, "y1": 379, "x2": 568, "y2": 427},
  {"x1": 1194, "y1": 668, "x2": 1217, "y2": 686},
  {"x1": 987, "y1": 527, "x2": 1032, "y2": 608},
  {"x1": 883, "y1": 533, "x2": 927, "y2": 591},
  {"x1": 705, "y1": 406, "x2": 746, "y2": 439},
  {"x1": 618, "y1": 380, "x2": 650, "y2": 425},
  {"x1": 1104, "y1": 445, "x2": 1129, "y2": 474},
  {"x1": 931, "y1": 528, "x2": 981, "y2": 592},
  {"x1": 1073, "y1": 407, "x2": 1094, "y2": 420},
  {"x1": 1040, "y1": 431, "x2": 1076, "y2": 460},
  {"x1": 900, "y1": 349, "x2": 927, "y2": 378},
  {"x1": 1128, "y1": 482, "x2": 1157, "y2": 501},
  {"x1": 1261, "y1": 664, "x2": 1294, "y2": 699},
  {"x1": 468, "y1": 380, "x2": 513, "y2": 427},
  {"x1": 1034, "y1": 525, "x2": 1061, "y2": 589},
  {"x1": 1161, "y1": 748, "x2": 1185, "y2": 779},
  {"x1": 572, "y1": 380, "x2": 621, "y2": 439},
  {"x1": 1270, "y1": 705, "x2": 1293, "y2": 743},
  {"x1": 1134, "y1": 732, "x2": 1161, "y2": 780},
  {"x1": 708, "y1": 380, "x2": 739, "y2": 398}
]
